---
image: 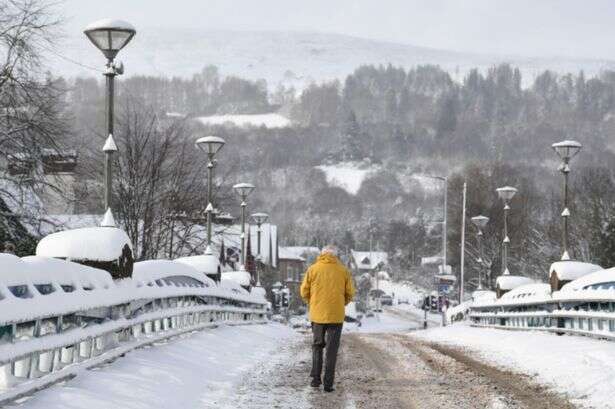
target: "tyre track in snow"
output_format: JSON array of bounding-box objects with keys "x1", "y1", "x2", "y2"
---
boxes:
[{"x1": 219, "y1": 329, "x2": 577, "y2": 408}]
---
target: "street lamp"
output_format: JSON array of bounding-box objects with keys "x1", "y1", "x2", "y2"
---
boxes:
[
  {"x1": 196, "y1": 136, "x2": 226, "y2": 246},
  {"x1": 471, "y1": 215, "x2": 489, "y2": 289},
  {"x1": 233, "y1": 182, "x2": 255, "y2": 266},
  {"x1": 250, "y1": 212, "x2": 269, "y2": 285},
  {"x1": 496, "y1": 186, "x2": 518, "y2": 275},
  {"x1": 84, "y1": 19, "x2": 136, "y2": 215},
  {"x1": 552, "y1": 140, "x2": 582, "y2": 261}
]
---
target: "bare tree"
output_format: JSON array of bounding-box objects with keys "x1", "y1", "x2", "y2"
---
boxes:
[{"x1": 0, "y1": 0, "x2": 69, "y2": 251}]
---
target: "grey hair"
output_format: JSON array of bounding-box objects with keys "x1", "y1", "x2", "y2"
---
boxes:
[{"x1": 321, "y1": 245, "x2": 338, "y2": 256}]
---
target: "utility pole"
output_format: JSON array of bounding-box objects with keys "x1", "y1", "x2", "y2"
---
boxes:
[{"x1": 460, "y1": 182, "x2": 467, "y2": 303}]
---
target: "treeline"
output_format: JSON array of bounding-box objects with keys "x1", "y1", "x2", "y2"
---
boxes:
[{"x1": 12, "y1": 43, "x2": 615, "y2": 284}]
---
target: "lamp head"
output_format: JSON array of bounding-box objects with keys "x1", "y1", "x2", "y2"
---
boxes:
[
  {"x1": 233, "y1": 182, "x2": 255, "y2": 199},
  {"x1": 552, "y1": 140, "x2": 582, "y2": 162},
  {"x1": 496, "y1": 186, "x2": 518, "y2": 202},
  {"x1": 196, "y1": 135, "x2": 226, "y2": 156},
  {"x1": 250, "y1": 212, "x2": 269, "y2": 225},
  {"x1": 471, "y1": 215, "x2": 489, "y2": 229},
  {"x1": 84, "y1": 18, "x2": 136, "y2": 61}
]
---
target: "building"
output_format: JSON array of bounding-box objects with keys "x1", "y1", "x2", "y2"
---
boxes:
[
  {"x1": 349, "y1": 250, "x2": 388, "y2": 275},
  {"x1": 277, "y1": 246, "x2": 319, "y2": 311}
]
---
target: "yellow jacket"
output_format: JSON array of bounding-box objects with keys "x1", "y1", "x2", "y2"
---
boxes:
[{"x1": 300, "y1": 253, "x2": 355, "y2": 324}]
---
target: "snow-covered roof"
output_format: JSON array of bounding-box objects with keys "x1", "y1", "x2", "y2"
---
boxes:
[
  {"x1": 550, "y1": 260, "x2": 602, "y2": 281},
  {"x1": 496, "y1": 275, "x2": 535, "y2": 291},
  {"x1": 221, "y1": 270, "x2": 252, "y2": 287},
  {"x1": 133, "y1": 260, "x2": 215, "y2": 287},
  {"x1": 36, "y1": 227, "x2": 133, "y2": 262},
  {"x1": 560, "y1": 267, "x2": 615, "y2": 292},
  {"x1": 351, "y1": 250, "x2": 388, "y2": 270}
]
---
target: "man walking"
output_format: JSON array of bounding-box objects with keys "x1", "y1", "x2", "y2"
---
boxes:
[{"x1": 300, "y1": 245, "x2": 355, "y2": 392}]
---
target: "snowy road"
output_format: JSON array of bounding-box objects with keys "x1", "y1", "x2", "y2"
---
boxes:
[{"x1": 223, "y1": 330, "x2": 574, "y2": 409}]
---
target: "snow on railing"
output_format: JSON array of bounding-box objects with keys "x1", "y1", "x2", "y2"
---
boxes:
[
  {"x1": 468, "y1": 286, "x2": 615, "y2": 341},
  {"x1": 0, "y1": 254, "x2": 268, "y2": 405}
]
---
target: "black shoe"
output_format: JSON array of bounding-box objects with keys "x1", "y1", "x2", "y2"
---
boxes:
[
  {"x1": 310, "y1": 379, "x2": 321, "y2": 388},
  {"x1": 324, "y1": 386, "x2": 334, "y2": 392}
]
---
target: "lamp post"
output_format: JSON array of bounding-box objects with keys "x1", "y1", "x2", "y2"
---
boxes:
[
  {"x1": 251, "y1": 212, "x2": 269, "y2": 285},
  {"x1": 471, "y1": 215, "x2": 489, "y2": 290},
  {"x1": 196, "y1": 136, "x2": 226, "y2": 247},
  {"x1": 496, "y1": 186, "x2": 518, "y2": 275},
  {"x1": 84, "y1": 19, "x2": 136, "y2": 215},
  {"x1": 552, "y1": 140, "x2": 582, "y2": 261},
  {"x1": 233, "y1": 183, "x2": 255, "y2": 266}
]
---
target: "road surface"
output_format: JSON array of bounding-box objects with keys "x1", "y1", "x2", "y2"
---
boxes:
[{"x1": 221, "y1": 314, "x2": 576, "y2": 408}]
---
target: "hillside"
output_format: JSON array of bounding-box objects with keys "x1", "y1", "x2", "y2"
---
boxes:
[{"x1": 53, "y1": 29, "x2": 615, "y2": 89}]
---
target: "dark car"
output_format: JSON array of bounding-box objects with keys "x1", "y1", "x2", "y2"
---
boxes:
[{"x1": 380, "y1": 295, "x2": 393, "y2": 306}]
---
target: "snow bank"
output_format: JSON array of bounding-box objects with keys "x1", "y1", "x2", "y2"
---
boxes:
[
  {"x1": 413, "y1": 324, "x2": 615, "y2": 409},
  {"x1": 196, "y1": 113, "x2": 291, "y2": 129},
  {"x1": 36, "y1": 227, "x2": 133, "y2": 262}
]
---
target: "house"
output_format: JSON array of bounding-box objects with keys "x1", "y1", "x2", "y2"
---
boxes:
[
  {"x1": 277, "y1": 246, "x2": 319, "y2": 310},
  {"x1": 349, "y1": 250, "x2": 388, "y2": 275}
]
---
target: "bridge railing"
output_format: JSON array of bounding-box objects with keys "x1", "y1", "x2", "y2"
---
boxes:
[
  {"x1": 469, "y1": 294, "x2": 615, "y2": 341},
  {"x1": 0, "y1": 260, "x2": 268, "y2": 404}
]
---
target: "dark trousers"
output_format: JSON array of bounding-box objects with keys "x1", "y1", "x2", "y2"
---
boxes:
[{"x1": 310, "y1": 323, "x2": 343, "y2": 387}]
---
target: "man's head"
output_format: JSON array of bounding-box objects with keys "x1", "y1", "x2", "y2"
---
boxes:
[{"x1": 321, "y1": 245, "x2": 339, "y2": 257}]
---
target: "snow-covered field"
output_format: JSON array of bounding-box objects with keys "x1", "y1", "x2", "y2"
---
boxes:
[
  {"x1": 54, "y1": 29, "x2": 615, "y2": 90},
  {"x1": 196, "y1": 113, "x2": 291, "y2": 129},
  {"x1": 414, "y1": 323, "x2": 615, "y2": 409},
  {"x1": 316, "y1": 162, "x2": 380, "y2": 195},
  {"x1": 15, "y1": 323, "x2": 297, "y2": 409}
]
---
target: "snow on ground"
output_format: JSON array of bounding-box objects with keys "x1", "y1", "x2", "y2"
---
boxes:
[
  {"x1": 347, "y1": 312, "x2": 421, "y2": 333},
  {"x1": 16, "y1": 323, "x2": 298, "y2": 409},
  {"x1": 316, "y1": 162, "x2": 380, "y2": 195},
  {"x1": 413, "y1": 323, "x2": 615, "y2": 409},
  {"x1": 196, "y1": 113, "x2": 291, "y2": 128}
]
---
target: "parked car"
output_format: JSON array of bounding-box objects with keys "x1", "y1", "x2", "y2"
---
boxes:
[{"x1": 380, "y1": 295, "x2": 393, "y2": 306}]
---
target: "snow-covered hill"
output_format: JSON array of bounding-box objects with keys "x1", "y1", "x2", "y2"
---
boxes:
[{"x1": 53, "y1": 29, "x2": 615, "y2": 89}]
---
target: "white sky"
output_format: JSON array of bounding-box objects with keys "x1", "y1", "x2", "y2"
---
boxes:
[{"x1": 62, "y1": 0, "x2": 615, "y2": 59}]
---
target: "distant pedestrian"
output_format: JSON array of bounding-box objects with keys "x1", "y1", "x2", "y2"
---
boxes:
[{"x1": 300, "y1": 245, "x2": 355, "y2": 392}]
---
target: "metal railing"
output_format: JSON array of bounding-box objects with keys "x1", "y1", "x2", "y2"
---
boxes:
[
  {"x1": 0, "y1": 286, "x2": 267, "y2": 404},
  {"x1": 469, "y1": 295, "x2": 615, "y2": 341}
]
